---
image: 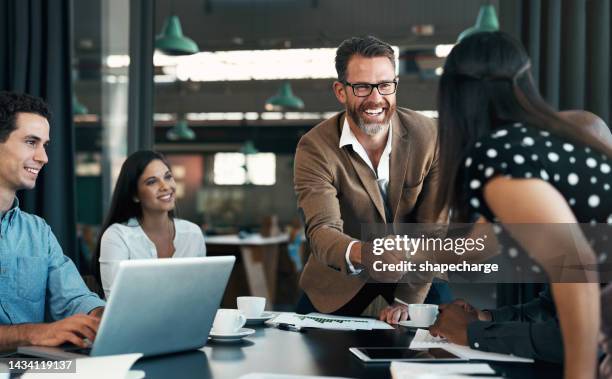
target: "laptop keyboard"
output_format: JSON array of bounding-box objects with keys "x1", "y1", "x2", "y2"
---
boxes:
[
  {"x1": 70, "y1": 347, "x2": 92, "y2": 355},
  {"x1": 59, "y1": 345, "x2": 92, "y2": 355}
]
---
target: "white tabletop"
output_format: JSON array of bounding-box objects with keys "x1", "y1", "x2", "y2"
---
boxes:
[{"x1": 205, "y1": 233, "x2": 289, "y2": 246}]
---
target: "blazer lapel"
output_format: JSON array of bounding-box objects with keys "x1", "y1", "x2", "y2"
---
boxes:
[
  {"x1": 339, "y1": 114, "x2": 387, "y2": 222},
  {"x1": 388, "y1": 111, "x2": 412, "y2": 222}
]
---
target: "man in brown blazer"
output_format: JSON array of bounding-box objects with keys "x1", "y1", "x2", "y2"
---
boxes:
[{"x1": 294, "y1": 36, "x2": 449, "y2": 323}]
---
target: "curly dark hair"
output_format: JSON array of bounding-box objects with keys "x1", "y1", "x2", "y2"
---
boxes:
[{"x1": 0, "y1": 91, "x2": 51, "y2": 142}]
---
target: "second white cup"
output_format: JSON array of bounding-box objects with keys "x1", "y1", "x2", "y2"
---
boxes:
[
  {"x1": 212, "y1": 309, "x2": 246, "y2": 334},
  {"x1": 237, "y1": 296, "x2": 266, "y2": 318},
  {"x1": 408, "y1": 304, "x2": 439, "y2": 326}
]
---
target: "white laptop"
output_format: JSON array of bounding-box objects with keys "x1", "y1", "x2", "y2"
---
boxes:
[{"x1": 19, "y1": 256, "x2": 235, "y2": 358}]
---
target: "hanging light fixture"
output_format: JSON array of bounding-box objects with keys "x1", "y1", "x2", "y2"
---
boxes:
[
  {"x1": 166, "y1": 80, "x2": 196, "y2": 141},
  {"x1": 240, "y1": 140, "x2": 259, "y2": 155},
  {"x1": 72, "y1": 95, "x2": 88, "y2": 115},
  {"x1": 240, "y1": 140, "x2": 258, "y2": 185},
  {"x1": 71, "y1": 68, "x2": 88, "y2": 115},
  {"x1": 457, "y1": 4, "x2": 500, "y2": 42},
  {"x1": 155, "y1": 0, "x2": 199, "y2": 56},
  {"x1": 265, "y1": 82, "x2": 305, "y2": 111},
  {"x1": 166, "y1": 115, "x2": 196, "y2": 141}
]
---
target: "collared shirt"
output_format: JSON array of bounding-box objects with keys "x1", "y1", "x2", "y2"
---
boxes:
[
  {"x1": 339, "y1": 117, "x2": 393, "y2": 274},
  {"x1": 99, "y1": 217, "x2": 206, "y2": 299},
  {"x1": 0, "y1": 199, "x2": 105, "y2": 324}
]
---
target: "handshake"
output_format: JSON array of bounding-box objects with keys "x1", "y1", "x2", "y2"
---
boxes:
[{"x1": 360, "y1": 236, "x2": 433, "y2": 283}]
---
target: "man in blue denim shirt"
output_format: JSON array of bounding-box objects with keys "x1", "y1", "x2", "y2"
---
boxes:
[{"x1": 0, "y1": 92, "x2": 105, "y2": 351}]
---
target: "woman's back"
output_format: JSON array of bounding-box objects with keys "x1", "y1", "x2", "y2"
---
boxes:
[{"x1": 464, "y1": 122, "x2": 611, "y2": 224}]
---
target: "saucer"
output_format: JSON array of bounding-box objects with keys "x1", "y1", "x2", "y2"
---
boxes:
[
  {"x1": 399, "y1": 320, "x2": 434, "y2": 329},
  {"x1": 245, "y1": 312, "x2": 276, "y2": 325},
  {"x1": 209, "y1": 328, "x2": 256, "y2": 342}
]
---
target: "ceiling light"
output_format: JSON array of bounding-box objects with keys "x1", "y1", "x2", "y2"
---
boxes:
[
  {"x1": 240, "y1": 140, "x2": 259, "y2": 155},
  {"x1": 106, "y1": 55, "x2": 131, "y2": 68},
  {"x1": 72, "y1": 95, "x2": 88, "y2": 115},
  {"x1": 155, "y1": 15, "x2": 199, "y2": 56},
  {"x1": 153, "y1": 47, "x2": 398, "y2": 82},
  {"x1": 166, "y1": 117, "x2": 196, "y2": 140},
  {"x1": 458, "y1": 4, "x2": 500, "y2": 42},
  {"x1": 265, "y1": 82, "x2": 304, "y2": 111}
]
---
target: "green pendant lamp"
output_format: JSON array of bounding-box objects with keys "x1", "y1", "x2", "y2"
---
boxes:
[
  {"x1": 265, "y1": 82, "x2": 305, "y2": 111},
  {"x1": 71, "y1": 68, "x2": 88, "y2": 115},
  {"x1": 72, "y1": 95, "x2": 88, "y2": 115},
  {"x1": 240, "y1": 140, "x2": 259, "y2": 155},
  {"x1": 166, "y1": 117, "x2": 196, "y2": 141},
  {"x1": 155, "y1": 15, "x2": 199, "y2": 56},
  {"x1": 457, "y1": 4, "x2": 500, "y2": 42}
]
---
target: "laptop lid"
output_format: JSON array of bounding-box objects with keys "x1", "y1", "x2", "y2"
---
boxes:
[{"x1": 90, "y1": 256, "x2": 234, "y2": 357}]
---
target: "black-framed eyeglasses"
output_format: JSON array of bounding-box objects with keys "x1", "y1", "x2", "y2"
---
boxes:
[{"x1": 343, "y1": 80, "x2": 398, "y2": 97}]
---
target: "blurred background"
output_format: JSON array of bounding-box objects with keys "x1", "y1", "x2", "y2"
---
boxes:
[{"x1": 3, "y1": 0, "x2": 610, "y2": 309}]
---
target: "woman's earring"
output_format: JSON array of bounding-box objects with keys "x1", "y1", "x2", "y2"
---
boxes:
[{"x1": 133, "y1": 198, "x2": 140, "y2": 203}]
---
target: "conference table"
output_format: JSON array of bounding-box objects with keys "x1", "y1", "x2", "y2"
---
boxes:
[{"x1": 132, "y1": 324, "x2": 563, "y2": 379}]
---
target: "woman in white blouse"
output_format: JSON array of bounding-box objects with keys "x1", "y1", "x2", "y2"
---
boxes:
[{"x1": 93, "y1": 151, "x2": 206, "y2": 299}]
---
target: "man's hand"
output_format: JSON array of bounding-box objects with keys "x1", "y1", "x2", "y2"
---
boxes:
[
  {"x1": 362, "y1": 237, "x2": 410, "y2": 282},
  {"x1": 429, "y1": 303, "x2": 478, "y2": 346},
  {"x1": 379, "y1": 302, "x2": 408, "y2": 324},
  {"x1": 26, "y1": 314, "x2": 100, "y2": 348},
  {"x1": 88, "y1": 307, "x2": 104, "y2": 319}
]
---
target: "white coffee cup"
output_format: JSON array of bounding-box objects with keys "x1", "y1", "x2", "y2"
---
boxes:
[
  {"x1": 237, "y1": 296, "x2": 266, "y2": 318},
  {"x1": 212, "y1": 309, "x2": 246, "y2": 334},
  {"x1": 408, "y1": 304, "x2": 439, "y2": 326}
]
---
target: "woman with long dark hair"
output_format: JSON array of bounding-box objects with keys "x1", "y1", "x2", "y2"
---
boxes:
[
  {"x1": 93, "y1": 151, "x2": 206, "y2": 299},
  {"x1": 432, "y1": 31, "x2": 611, "y2": 379}
]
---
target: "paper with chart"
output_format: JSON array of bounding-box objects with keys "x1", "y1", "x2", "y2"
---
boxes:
[
  {"x1": 268, "y1": 312, "x2": 393, "y2": 330},
  {"x1": 390, "y1": 362, "x2": 499, "y2": 379},
  {"x1": 409, "y1": 328, "x2": 534, "y2": 363}
]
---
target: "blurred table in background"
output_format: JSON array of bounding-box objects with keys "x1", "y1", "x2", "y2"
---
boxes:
[{"x1": 206, "y1": 233, "x2": 290, "y2": 306}]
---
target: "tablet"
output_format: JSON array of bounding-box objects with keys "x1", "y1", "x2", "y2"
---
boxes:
[{"x1": 349, "y1": 347, "x2": 467, "y2": 363}]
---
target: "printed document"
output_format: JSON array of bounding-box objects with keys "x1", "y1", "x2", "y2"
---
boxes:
[{"x1": 268, "y1": 312, "x2": 393, "y2": 330}]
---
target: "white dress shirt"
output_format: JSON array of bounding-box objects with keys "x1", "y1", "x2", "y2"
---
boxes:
[
  {"x1": 338, "y1": 117, "x2": 393, "y2": 274},
  {"x1": 99, "y1": 217, "x2": 206, "y2": 298}
]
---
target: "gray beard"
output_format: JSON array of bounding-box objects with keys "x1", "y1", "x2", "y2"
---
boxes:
[
  {"x1": 347, "y1": 105, "x2": 390, "y2": 136},
  {"x1": 357, "y1": 121, "x2": 386, "y2": 136}
]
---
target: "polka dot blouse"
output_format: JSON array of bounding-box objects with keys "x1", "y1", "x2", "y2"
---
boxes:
[{"x1": 464, "y1": 122, "x2": 612, "y2": 224}]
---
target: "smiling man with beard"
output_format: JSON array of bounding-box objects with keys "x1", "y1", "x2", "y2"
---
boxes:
[{"x1": 294, "y1": 36, "x2": 449, "y2": 322}]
